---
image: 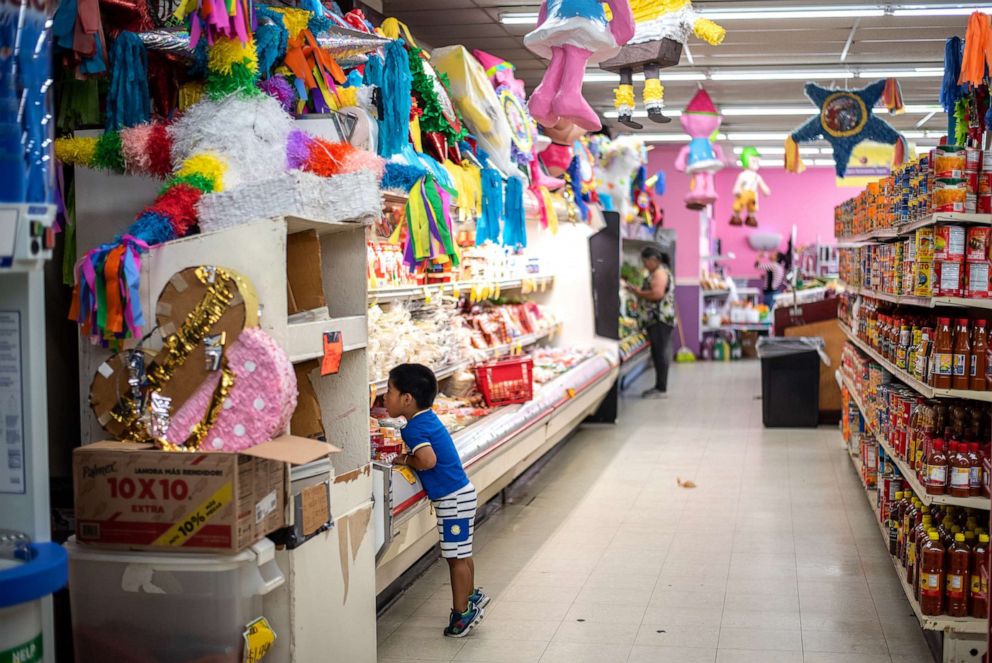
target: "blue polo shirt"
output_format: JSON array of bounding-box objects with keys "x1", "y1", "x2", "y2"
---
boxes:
[{"x1": 401, "y1": 409, "x2": 469, "y2": 501}]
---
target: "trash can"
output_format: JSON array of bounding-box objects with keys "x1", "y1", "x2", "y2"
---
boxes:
[
  {"x1": 757, "y1": 337, "x2": 829, "y2": 428},
  {"x1": 0, "y1": 531, "x2": 68, "y2": 663},
  {"x1": 65, "y1": 536, "x2": 284, "y2": 662}
]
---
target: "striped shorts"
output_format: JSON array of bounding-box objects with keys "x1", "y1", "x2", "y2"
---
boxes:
[{"x1": 433, "y1": 483, "x2": 477, "y2": 559}]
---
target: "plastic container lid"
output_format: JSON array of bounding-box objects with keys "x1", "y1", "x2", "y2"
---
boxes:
[
  {"x1": 929, "y1": 531, "x2": 940, "y2": 541},
  {"x1": 981, "y1": 534, "x2": 990, "y2": 543},
  {"x1": 0, "y1": 542, "x2": 68, "y2": 609},
  {"x1": 955, "y1": 533, "x2": 966, "y2": 542}
]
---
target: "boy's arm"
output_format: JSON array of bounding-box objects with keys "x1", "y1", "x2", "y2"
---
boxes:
[{"x1": 396, "y1": 444, "x2": 437, "y2": 470}]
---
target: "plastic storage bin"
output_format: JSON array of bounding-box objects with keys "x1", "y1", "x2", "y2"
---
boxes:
[
  {"x1": 757, "y1": 337, "x2": 827, "y2": 428},
  {"x1": 65, "y1": 536, "x2": 284, "y2": 663}
]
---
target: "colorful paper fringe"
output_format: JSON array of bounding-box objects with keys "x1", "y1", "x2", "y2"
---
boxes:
[
  {"x1": 402, "y1": 175, "x2": 459, "y2": 268},
  {"x1": 502, "y1": 176, "x2": 526, "y2": 248},
  {"x1": 477, "y1": 167, "x2": 502, "y2": 244}
]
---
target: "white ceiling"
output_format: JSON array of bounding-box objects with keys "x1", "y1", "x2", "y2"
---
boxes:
[{"x1": 381, "y1": 0, "x2": 983, "y2": 156}]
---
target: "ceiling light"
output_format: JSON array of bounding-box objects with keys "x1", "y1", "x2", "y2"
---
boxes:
[
  {"x1": 584, "y1": 71, "x2": 706, "y2": 82},
  {"x1": 731, "y1": 146, "x2": 820, "y2": 155},
  {"x1": 858, "y1": 67, "x2": 945, "y2": 78},
  {"x1": 893, "y1": 4, "x2": 992, "y2": 16},
  {"x1": 711, "y1": 70, "x2": 855, "y2": 81},
  {"x1": 700, "y1": 5, "x2": 884, "y2": 20},
  {"x1": 761, "y1": 159, "x2": 786, "y2": 167},
  {"x1": 723, "y1": 107, "x2": 817, "y2": 116},
  {"x1": 499, "y1": 11, "x2": 538, "y2": 24},
  {"x1": 636, "y1": 133, "x2": 728, "y2": 143},
  {"x1": 726, "y1": 132, "x2": 790, "y2": 141},
  {"x1": 904, "y1": 104, "x2": 944, "y2": 113},
  {"x1": 604, "y1": 109, "x2": 682, "y2": 119},
  {"x1": 813, "y1": 159, "x2": 839, "y2": 166}
]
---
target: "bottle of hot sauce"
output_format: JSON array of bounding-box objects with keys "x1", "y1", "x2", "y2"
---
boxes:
[
  {"x1": 908, "y1": 513, "x2": 932, "y2": 588},
  {"x1": 967, "y1": 442, "x2": 982, "y2": 497},
  {"x1": 971, "y1": 533, "x2": 989, "y2": 619},
  {"x1": 925, "y1": 440, "x2": 948, "y2": 495},
  {"x1": 947, "y1": 533, "x2": 971, "y2": 617},
  {"x1": 970, "y1": 320, "x2": 988, "y2": 391},
  {"x1": 920, "y1": 531, "x2": 946, "y2": 616},
  {"x1": 949, "y1": 441, "x2": 972, "y2": 498},
  {"x1": 933, "y1": 317, "x2": 954, "y2": 389},
  {"x1": 952, "y1": 318, "x2": 972, "y2": 390},
  {"x1": 903, "y1": 500, "x2": 921, "y2": 569}
]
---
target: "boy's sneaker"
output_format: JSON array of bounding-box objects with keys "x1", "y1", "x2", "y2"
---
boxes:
[
  {"x1": 469, "y1": 587, "x2": 491, "y2": 610},
  {"x1": 443, "y1": 606, "x2": 484, "y2": 638}
]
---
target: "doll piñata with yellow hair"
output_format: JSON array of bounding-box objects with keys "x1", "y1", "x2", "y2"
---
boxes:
[{"x1": 602, "y1": 0, "x2": 725, "y2": 128}]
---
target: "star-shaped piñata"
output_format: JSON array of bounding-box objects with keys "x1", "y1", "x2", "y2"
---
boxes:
[{"x1": 789, "y1": 79, "x2": 901, "y2": 177}]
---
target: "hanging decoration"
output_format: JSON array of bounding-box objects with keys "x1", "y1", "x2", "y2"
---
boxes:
[
  {"x1": 673, "y1": 88, "x2": 724, "y2": 210},
  {"x1": 785, "y1": 79, "x2": 901, "y2": 178},
  {"x1": 105, "y1": 32, "x2": 151, "y2": 130},
  {"x1": 524, "y1": 0, "x2": 635, "y2": 131},
  {"x1": 729, "y1": 147, "x2": 770, "y2": 227},
  {"x1": 603, "y1": 0, "x2": 725, "y2": 128},
  {"x1": 959, "y1": 11, "x2": 992, "y2": 87},
  {"x1": 503, "y1": 176, "x2": 527, "y2": 248},
  {"x1": 472, "y1": 49, "x2": 539, "y2": 169},
  {"x1": 477, "y1": 168, "x2": 503, "y2": 244},
  {"x1": 942, "y1": 36, "x2": 967, "y2": 141},
  {"x1": 396, "y1": 175, "x2": 460, "y2": 268}
]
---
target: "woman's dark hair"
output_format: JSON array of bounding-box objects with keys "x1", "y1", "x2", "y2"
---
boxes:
[
  {"x1": 640, "y1": 246, "x2": 669, "y2": 266},
  {"x1": 388, "y1": 363, "x2": 438, "y2": 409}
]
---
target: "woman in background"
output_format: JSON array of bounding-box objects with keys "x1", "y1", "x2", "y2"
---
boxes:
[
  {"x1": 624, "y1": 246, "x2": 676, "y2": 398},
  {"x1": 756, "y1": 250, "x2": 789, "y2": 309}
]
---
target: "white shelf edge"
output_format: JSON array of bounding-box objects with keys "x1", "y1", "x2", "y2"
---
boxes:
[
  {"x1": 837, "y1": 213, "x2": 992, "y2": 244},
  {"x1": 839, "y1": 322, "x2": 992, "y2": 403},
  {"x1": 845, "y1": 448, "x2": 988, "y2": 634},
  {"x1": 841, "y1": 282, "x2": 992, "y2": 312},
  {"x1": 286, "y1": 314, "x2": 368, "y2": 363},
  {"x1": 839, "y1": 370, "x2": 989, "y2": 510},
  {"x1": 368, "y1": 275, "x2": 555, "y2": 305}
]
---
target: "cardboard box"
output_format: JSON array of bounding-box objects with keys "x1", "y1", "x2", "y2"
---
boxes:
[
  {"x1": 73, "y1": 436, "x2": 336, "y2": 554},
  {"x1": 286, "y1": 230, "x2": 325, "y2": 315}
]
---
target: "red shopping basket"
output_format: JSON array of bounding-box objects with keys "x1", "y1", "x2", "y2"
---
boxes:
[{"x1": 473, "y1": 355, "x2": 534, "y2": 406}]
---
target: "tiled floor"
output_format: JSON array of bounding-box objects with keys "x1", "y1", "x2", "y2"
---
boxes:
[{"x1": 376, "y1": 362, "x2": 935, "y2": 663}]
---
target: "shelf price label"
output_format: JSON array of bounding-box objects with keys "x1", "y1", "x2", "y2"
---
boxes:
[{"x1": 243, "y1": 617, "x2": 276, "y2": 663}]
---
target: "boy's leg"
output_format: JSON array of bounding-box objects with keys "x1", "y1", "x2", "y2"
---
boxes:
[{"x1": 448, "y1": 558, "x2": 473, "y2": 613}]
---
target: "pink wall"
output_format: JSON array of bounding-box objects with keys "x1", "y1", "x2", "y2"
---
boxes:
[{"x1": 647, "y1": 145, "x2": 863, "y2": 280}]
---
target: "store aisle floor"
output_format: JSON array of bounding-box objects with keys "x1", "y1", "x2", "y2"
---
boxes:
[{"x1": 376, "y1": 362, "x2": 934, "y2": 663}]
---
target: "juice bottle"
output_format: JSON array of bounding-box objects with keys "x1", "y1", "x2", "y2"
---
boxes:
[
  {"x1": 970, "y1": 320, "x2": 988, "y2": 390},
  {"x1": 949, "y1": 441, "x2": 972, "y2": 497},
  {"x1": 947, "y1": 533, "x2": 971, "y2": 616},
  {"x1": 952, "y1": 318, "x2": 971, "y2": 390},
  {"x1": 968, "y1": 442, "x2": 982, "y2": 496},
  {"x1": 933, "y1": 317, "x2": 954, "y2": 388},
  {"x1": 925, "y1": 439, "x2": 948, "y2": 495},
  {"x1": 919, "y1": 531, "x2": 945, "y2": 615},
  {"x1": 971, "y1": 533, "x2": 989, "y2": 618}
]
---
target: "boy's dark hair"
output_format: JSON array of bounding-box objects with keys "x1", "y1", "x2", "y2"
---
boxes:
[{"x1": 388, "y1": 363, "x2": 438, "y2": 409}]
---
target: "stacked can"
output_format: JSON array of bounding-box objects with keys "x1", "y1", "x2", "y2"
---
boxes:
[
  {"x1": 932, "y1": 146, "x2": 968, "y2": 215},
  {"x1": 914, "y1": 227, "x2": 935, "y2": 296},
  {"x1": 966, "y1": 226, "x2": 991, "y2": 298},
  {"x1": 934, "y1": 224, "x2": 966, "y2": 296},
  {"x1": 981, "y1": 150, "x2": 992, "y2": 213}
]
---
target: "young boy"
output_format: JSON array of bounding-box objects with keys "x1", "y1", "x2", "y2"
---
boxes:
[{"x1": 385, "y1": 363, "x2": 489, "y2": 637}]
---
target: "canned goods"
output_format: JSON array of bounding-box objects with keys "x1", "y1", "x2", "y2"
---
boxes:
[
  {"x1": 934, "y1": 146, "x2": 967, "y2": 179},
  {"x1": 966, "y1": 260, "x2": 990, "y2": 298},
  {"x1": 967, "y1": 226, "x2": 990, "y2": 261},
  {"x1": 933, "y1": 180, "x2": 968, "y2": 213},
  {"x1": 980, "y1": 194, "x2": 992, "y2": 214},
  {"x1": 966, "y1": 147, "x2": 982, "y2": 171},
  {"x1": 935, "y1": 260, "x2": 964, "y2": 296},
  {"x1": 914, "y1": 260, "x2": 933, "y2": 296},
  {"x1": 915, "y1": 227, "x2": 934, "y2": 261},
  {"x1": 966, "y1": 170, "x2": 979, "y2": 194},
  {"x1": 935, "y1": 224, "x2": 966, "y2": 261},
  {"x1": 978, "y1": 172, "x2": 992, "y2": 195}
]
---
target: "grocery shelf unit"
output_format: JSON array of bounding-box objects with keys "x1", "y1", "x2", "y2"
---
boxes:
[
  {"x1": 74, "y1": 156, "x2": 378, "y2": 660},
  {"x1": 836, "y1": 211, "x2": 992, "y2": 663},
  {"x1": 373, "y1": 209, "x2": 621, "y2": 596}
]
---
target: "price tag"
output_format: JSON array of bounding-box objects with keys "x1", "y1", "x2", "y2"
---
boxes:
[
  {"x1": 321, "y1": 331, "x2": 343, "y2": 376},
  {"x1": 243, "y1": 617, "x2": 276, "y2": 663},
  {"x1": 540, "y1": 279, "x2": 548, "y2": 293},
  {"x1": 452, "y1": 282, "x2": 461, "y2": 298},
  {"x1": 493, "y1": 283, "x2": 501, "y2": 300},
  {"x1": 566, "y1": 388, "x2": 576, "y2": 399},
  {"x1": 423, "y1": 286, "x2": 432, "y2": 304}
]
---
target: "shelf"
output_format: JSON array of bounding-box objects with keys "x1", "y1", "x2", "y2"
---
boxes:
[
  {"x1": 848, "y1": 449, "x2": 987, "y2": 634},
  {"x1": 839, "y1": 369, "x2": 989, "y2": 510},
  {"x1": 285, "y1": 214, "x2": 368, "y2": 236},
  {"x1": 702, "y1": 289, "x2": 730, "y2": 297},
  {"x1": 286, "y1": 314, "x2": 368, "y2": 363},
  {"x1": 703, "y1": 322, "x2": 772, "y2": 333},
  {"x1": 368, "y1": 326, "x2": 558, "y2": 396},
  {"x1": 837, "y1": 213, "x2": 992, "y2": 244},
  {"x1": 620, "y1": 334, "x2": 650, "y2": 363},
  {"x1": 841, "y1": 283, "x2": 992, "y2": 311},
  {"x1": 839, "y1": 322, "x2": 992, "y2": 403},
  {"x1": 368, "y1": 275, "x2": 554, "y2": 305}
]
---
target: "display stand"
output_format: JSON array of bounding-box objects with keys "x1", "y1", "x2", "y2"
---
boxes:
[
  {"x1": 0, "y1": 203, "x2": 63, "y2": 663},
  {"x1": 72, "y1": 151, "x2": 378, "y2": 659},
  {"x1": 837, "y1": 212, "x2": 992, "y2": 663}
]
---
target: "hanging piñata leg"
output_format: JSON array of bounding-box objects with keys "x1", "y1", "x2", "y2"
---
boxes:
[
  {"x1": 643, "y1": 62, "x2": 669, "y2": 125},
  {"x1": 614, "y1": 67, "x2": 642, "y2": 129}
]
